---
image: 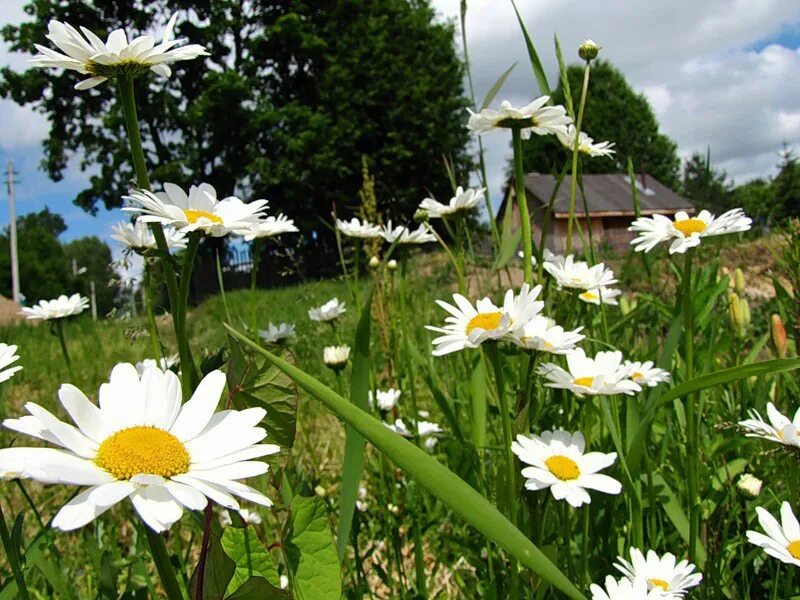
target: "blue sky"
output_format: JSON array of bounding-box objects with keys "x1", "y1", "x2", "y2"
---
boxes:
[{"x1": 1, "y1": 0, "x2": 800, "y2": 249}]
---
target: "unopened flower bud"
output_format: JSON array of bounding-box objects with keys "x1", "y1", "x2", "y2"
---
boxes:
[
  {"x1": 369, "y1": 256, "x2": 380, "y2": 268},
  {"x1": 413, "y1": 209, "x2": 429, "y2": 224},
  {"x1": 314, "y1": 485, "x2": 326, "y2": 497},
  {"x1": 387, "y1": 259, "x2": 398, "y2": 271},
  {"x1": 323, "y1": 345, "x2": 350, "y2": 371},
  {"x1": 728, "y1": 293, "x2": 750, "y2": 336},
  {"x1": 737, "y1": 473, "x2": 762, "y2": 498},
  {"x1": 771, "y1": 314, "x2": 788, "y2": 358},
  {"x1": 578, "y1": 39, "x2": 600, "y2": 62},
  {"x1": 734, "y1": 267, "x2": 746, "y2": 295}
]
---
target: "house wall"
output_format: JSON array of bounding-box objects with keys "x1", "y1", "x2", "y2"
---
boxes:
[{"x1": 551, "y1": 216, "x2": 635, "y2": 253}]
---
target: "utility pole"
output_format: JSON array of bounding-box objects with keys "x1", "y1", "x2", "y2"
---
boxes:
[{"x1": 5, "y1": 161, "x2": 20, "y2": 304}]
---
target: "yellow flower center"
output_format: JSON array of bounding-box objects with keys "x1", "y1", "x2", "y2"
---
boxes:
[
  {"x1": 545, "y1": 455, "x2": 581, "y2": 481},
  {"x1": 788, "y1": 540, "x2": 800, "y2": 559},
  {"x1": 466, "y1": 311, "x2": 503, "y2": 335},
  {"x1": 673, "y1": 217, "x2": 706, "y2": 236},
  {"x1": 579, "y1": 291, "x2": 598, "y2": 302},
  {"x1": 185, "y1": 209, "x2": 223, "y2": 225},
  {"x1": 543, "y1": 342, "x2": 554, "y2": 350},
  {"x1": 95, "y1": 426, "x2": 190, "y2": 480},
  {"x1": 631, "y1": 371, "x2": 644, "y2": 381},
  {"x1": 648, "y1": 578, "x2": 670, "y2": 591},
  {"x1": 573, "y1": 376, "x2": 594, "y2": 387}
]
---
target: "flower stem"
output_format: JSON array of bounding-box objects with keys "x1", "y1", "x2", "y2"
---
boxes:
[
  {"x1": 143, "y1": 522, "x2": 184, "y2": 600},
  {"x1": 143, "y1": 261, "x2": 163, "y2": 363},
  {"x1": 194, "y1": 502, "x2": 214, "y2": 600},
  {"x1": 53, "y1": 319, "x2": 74, "y2": 382},
  {"x1": 512, "y1": 127, "x2": 532, "y2": 286},
  {"x1": 249, "y1": 237, "x2": 263, "y2": 333},
  {"x1": 683, "y1": 249, "x2": 700, "y2": 562},
  {"x1": 215, "y1": 248, "x2": 231, "y2": 324},
  {"x1": 565, "y1": 64, "x2": 591, "y2": 255},
  {"x1": 0, "y1": 500, "x2": 30, "y2": 600},
  {"x1": 177, "y1": 232, "x2": 201, "y2": 391}
]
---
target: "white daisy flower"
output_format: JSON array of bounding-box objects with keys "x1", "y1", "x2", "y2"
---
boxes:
[
  {"x1": 111, "y1": 220, "x2": 187, "y2": 253},
  {"x1": 336, "y1": 217, "x2": 382, "y2": 239},
  {"x1": 220, "y1": 508, "x2": 262, "y2": 527},
  {"x1": 556, "y1": 125, "x2": 615, "y2": 157},
  {"x1": 623, "y1": 361, "x2": 671, "y2": 388},
  {"x1": 384, "y1": 418, "x2": 442, "y2": 441},
  {"x1": 258, "y1": 322, "x2": 295, "y2": 344},
  {"x1": 737, "y1": 474, "x2": 763, "y2": 498},
  {"x1": 309, "y1": 298, "x2": 346, "y2": 322},
  {"x1": 134, "y1": 354, "x2": 180, "y2": 375},
  {"x1": 418, "y1": 186, "x2": 485, "y2": 219},
  {"x1": 629, "y1": 208, "x2": 752, "y2": 255},
  {"x1": 380, "y1": 221, "x2": 436, "y2": 245},
  {"x1": 510, "y1": 315, "x2": 585, "y2": 355},
  {"x1": 467, "y1": 97, "x2": 571, "y2": 140},
  {"x1": 543, "y1": 255, "x2": 617, "y2": 291},
  {"x1": 356, "y1": 486, "x2": 368, "y2": 512},
  {"x1": 20, "y1": 293, "x2": 90, "y2": 321},
  {"x1": 590, "y1": 575, "x2": 664, "y2": 600},
  {"x1": 30, "y1": 15, "x2": 207, "y2": 90},
  {"x1": 426, "y1": 295, "x2": 511, "y2": 356},
  {"x1": 503, "y1": 283, "x2": 545, "y2": 332},
  {"x1": 747, "y1": 502, "x2": 800, "y2": 567},
  {"x1": 0, "y1": 364, "x2": 279, "y2": 532},
  {"x1": 578, "y1": 287, "x2": 623, "y2": 306},
  {"x1": 511, "y1": 430, "x2": 622, "y2": 507},
  {"x1": 244, "y1": 214, "x2": 299, "y2": 241},
  {"x1": 323, "y1": 345, "x2": 350, "y2": 370},
  {"x1": 537, "y1": 349, "x2": 641, "y2": 396},
  {"x1": 0, "y1": 344, "x2": 22, "y2": 383},
  {"x1": 124, "y1": 183, "x2": 268, "y2": 238},
  {"x1": 738, "y1": 402, "x2": 800, "y2": 447},
  {"x1": 369, "y1": 388, "x2": 401, "y2": 411},
  {"x1": 615, "y1": 548, "x2": 702, "y2": 597}
]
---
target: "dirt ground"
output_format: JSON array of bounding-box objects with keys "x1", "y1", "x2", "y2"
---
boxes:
[{"x1": 0, "y1": 295, "x2": 23, "y2": 326}]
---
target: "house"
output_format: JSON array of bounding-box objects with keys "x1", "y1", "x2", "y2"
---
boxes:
[{"x1": 498, "y1": 173, "x2": 694, "y2": 253}]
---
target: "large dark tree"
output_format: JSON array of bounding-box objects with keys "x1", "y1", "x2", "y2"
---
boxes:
[
  {"x1": 64, "y1": 236, "x2": 116, "y2": 315},
  {"x1": 773, "y1": 147, "x2": 800, "y2": 220},
  {"x1": 521, "y1": 61, "x2": 681, "y2": 189},
  {"x1": 1, "y1": 0, "x2": 469, "y2": 275}
]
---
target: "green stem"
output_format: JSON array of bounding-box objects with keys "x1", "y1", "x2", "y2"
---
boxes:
[
  {"x1": 215, "y1": 248, "x2": 231, "y2": 324},
  {"x1": 54, "y1": 319, "x2": 74, "y2": 382},
  {"x1": 429, "y1": 225, "x2": 465, "y2": 294},
  {"x1": 177, "y1": 233, "x2": 201, "y2": 391},
  {"x1": 143, "y1": 261, "x2": 163, "y2": 363},
  {"x1": 143, "y1": 523, "x2": 184, "y2": 600},
  {"x1": 250, "y1": 237, "x2": 263, "y2": 333},
  {"x1": 512, "y1": 128, "x2": 532, "y2": 285},
  {"x1": 683, "y1": 249, "x2": 699, "y2": 562},
  {"x1": 565, "y1": 64, "x2": 591, "y2": 255},
  {"x1": 0, "y1": 500, "x2": 30, "y2": 600}
]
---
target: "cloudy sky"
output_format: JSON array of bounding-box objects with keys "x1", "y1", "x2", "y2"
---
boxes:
[{"x1": 1, "y1": 0, "x2": 799, "y2": 244}]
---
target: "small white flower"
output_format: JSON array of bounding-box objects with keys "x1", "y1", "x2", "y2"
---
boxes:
[
  {"x1": 738, "y1": 402, "x2": 800, "y2": 447},
  {"x1": 21, "y1": 294, "x2": 90, "y2": 321},
  {"x1": 220, "y1": 508, "x2": 262, "y2": 527},
  {"x1": 426, "y1": 295, "x2": 511, "y2": 356},
  {"x1": 578, "y1": 287, "x2": 623, "y2": 306},
  {"x1": 512, "y1": 430, "x2": 622, "y2": 507},
  {"x1": 244, "y1": 214, "x2": 299, "y2": 240},
  {"x1": 258, "y1": 322, "x2": 295, "y2": 344},
  {"x1": 510, "y1": 315, "x2": 585, "y2": 355},
  {"x1": 356, "y1": 486, "x2": 368, "y2": 512},
  {"x1": 381, "y1": 221, "x2": 436, "y2": 244},
  {"x1": 280, "y1": 575, "x2": 289, "y2": 589},
  {"x1": 387, "y1": 259, "x2": 398, "y2": 270},
  {"x1": 369, "y1": 388, "x2": 401, "y2": 411},
  {"x1": 418, "y1": 186, "x2": 485, "y2": 219},
  {"x1": 30, "y1": 15, "x2": 207, "y2": 90},
  {"x1": 336, "y1": 218, "x2": 382, "y2": 239},
  {"x1": 557, "y1": 126, "x2": 615, "y2": 157},
  {"x1": 384, "y1": 418, "x2": 441, "y2": 441},
  {"x1": 623, "y1": 361, "x2": 671, "y2": 388},
  {"x1": 111, "y1": 221, "x2": 187, "y2": 253},
  {"x1": 747, "y1": 502, "x2": 800, "y2": 567},
  {"x1": 467, "y1": 97, "x2": 571, "y2": 140},
  {"x1": 537, "y1": 349, "x2": 641, "y2": 396},
  {"x1": 369, "y1": 256, "x2": 381, "y2": 268},
  {"x1": 0, "y1": 344, "x2": 22, "y2": 383},
  {"x1": 135, "y1": 354, "x2": 179, "y2": 375},
  {"x1": 124, "y1": 183, "x2": 268, "y2": 238},
  {"x1": 737, "y1": 474, "x2": 763, "y2": 498},
  {"x1": 309, "y1": 298, "x2": 346, "y2": 322},
  {"x1": 629, "y1": 208, "x2": 752, "y2": 255},
  {"x1": 323, "y1": 346, "x2": 350, "y2": 369},
  {"x1": 615, "y1": 547, "x2": 702, "y2": 597},
  {"x1": 590, "y1": 575, "x2": 664, "y2": 600},
  {"x1": 543, "y1": 255, "x2": 617, "y2": 291}
]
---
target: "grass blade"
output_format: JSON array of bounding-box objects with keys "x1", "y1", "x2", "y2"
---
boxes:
[
  {"x1": 509, "y1": 0, "x2": 551, "y2": 97},
  {"x1": 480, "y1": 62, "x2": 517, "y2": 110}
]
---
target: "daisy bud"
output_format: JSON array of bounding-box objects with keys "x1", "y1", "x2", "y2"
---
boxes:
[
  {"x1": 387, "y1": 259, "x2": 398, "y2": 271},
  {"x1": 737, "y1": 473, "x2": 762, "y2": 498},
  {"x1": 369, "y1": 256, "x2": 381, "y2": 268},
  {"x1": 323, "y1": 345, "x2": 350, "y2": 371},
  {"x1": 771, "y1": 314, "x2": 788, "y2": 359},
  {"x1": 314, "y1": 485, "x2": 326, "y2": 497},
  {"x1": 734, "y1": 267, "x2": 746, "y2": 295},
  {"x1": 578, "y1": 39, "x2": 600, "y2": 62},
  {"x1": 413, "y1": 208, "x2": 429, "y2": 223}
]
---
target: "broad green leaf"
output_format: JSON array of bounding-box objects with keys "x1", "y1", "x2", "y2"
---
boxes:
[
  {"x1": 98, "y1": 551, "x2": 118, "y2": 600},
  {"x1": 510, "y1": 0, "x2": 551, "y2": 97},
  {"x1": 650, "y1": 474, "x2": 707, "y2": 565},
  {"x1": 225, "y1": 577, "x2": 290, "y2": 600},
  {"x1": 189, "y1": 537, "x2": 236, "y2": 600},
  {"x1": 480, "y1": 62, "x2": 517, "y2": 110},
  {"x1": 225, "y1": 324, "x2": 586, "y2": 600},
  {"x1": 470, "y1": 355, "x2": 487, "y2": 449},
  {"x1": 221, "y1": 526, "x2": 281, "y2": 595},
  {"x1": 283, "y1": 495, "x2": 341, "y2": 600},
  {"x1": 492, "y1": 222, "x2": 523, "y2": 272},
  {"x1": 337, "y1": 286, "x2": 374, "y2": 559}
]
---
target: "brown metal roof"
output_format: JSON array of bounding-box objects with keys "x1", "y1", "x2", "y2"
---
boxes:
[{"x1": 521, "y1": 173, "x2": 694, "y2": 218}]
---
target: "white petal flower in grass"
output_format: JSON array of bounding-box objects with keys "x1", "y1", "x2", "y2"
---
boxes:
[
  {"x1": 21, "y1": 293, "x2": 90, "y2": 321},
  {"x1": 629, "y1": 208, "x2": 752, "y2": 255},
  {"x1": 309, "y1": 298, "x2": 346, "y2": 322},
  {"x1": 369, "y1": 388, "x2": 401, "y2": 411},
  {"x1": 738, "y1": 402, "x2": 800, "y2": 447},
  {"x1": 244, "y1": 214, "x2": 299, "y2": 240},
  {"x1": 258, "y1": 322, "x2": 295, "y2": 344},
  {"x1": 737, "y1": 473, "x2": 763, "y2": 498},
  {"x1": 220, "y1": 508, "x2": 262, "y2": 527},
  {"x1": 336, "y1": 217, "x2": 382, "y2": 239},
  {"x1": 623, "y1": 361, "x2": 671, "y2": 388},
  {"x1": 467, "y1": 97, "x2": 571, "y2": 140},
  {"x1": 124, "y1": 183, "x2": 268, "y2": 238},
  {"x1": 419, "y1": 186, "x2": 485, "y2": 219},
  {"x1": 323, "y1": 345, "x2": 350, "y2": 369},
  {"x1": 578, "y1": 287, "x2": 622, "y2": 306},
  {"x1": 510, "y1": 316, "x2": 584, "y2": 355},
  {"x1": 384, "y1": 418, "x2": 442, "y2": 440},
  {"x1": 543, "y1": 254, "x2": 617, "y2": 291},
  {"x1": 30, "y1": 15, "x2": 207, "y2": 90},
  {"x1": 502, "y1": 283, "x2": 545, "y2": 332},
  {"x1": 537, "y1": 349, "x2": 641, "y2": 396},
  {"x1": 426, "y1": 294, "x2": 511, "y2": 356},
  {"x1": 134, "y1": 354, "x2": 179, "y2": 375},
  {"x1": 0, "y1": 364, "x2": 278, "y2": 532},
  {"x1": 111, "y1": 220, "x2": 187, "y2": 253},
  {"x1": 0, "y1": 344, "x2": 22, "y2": 383},
  {"x1": 746, "y1": 502, "x2": 800, "y2": 567},
  {"x1": 590, "y1": 575, "x2": 665, "y2": 600},
  {"x1": 556, "y1": 126, "x2": 616, "y2": 157},
  {"x1": 511, "y1": 430, "x2": 621, "y2": 507},
  {"x1": 615, "y1": 548, "x2": 702, "y2": 596},
  {"x1": 381, "y1": 221, "x2": 436, "y2": 244}
]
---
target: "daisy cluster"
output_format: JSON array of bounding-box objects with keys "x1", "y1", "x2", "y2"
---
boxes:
[{"x1": 335, "y1": 217, "x2": 436, "y2": 245}]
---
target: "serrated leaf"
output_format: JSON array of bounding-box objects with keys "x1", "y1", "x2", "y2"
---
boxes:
[{"x1": 220, "y1": 526, "x2": 281, "y2": 595}]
